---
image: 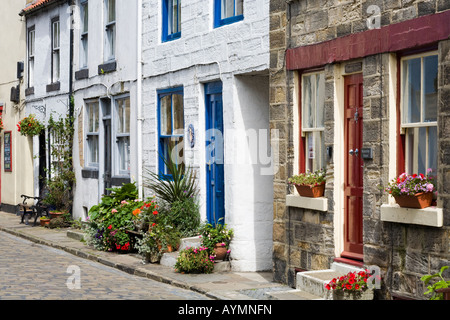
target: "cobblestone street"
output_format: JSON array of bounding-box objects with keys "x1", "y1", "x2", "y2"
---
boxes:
[{"x1": 0, "y1": 231, "x2": 210, "y2": 300}]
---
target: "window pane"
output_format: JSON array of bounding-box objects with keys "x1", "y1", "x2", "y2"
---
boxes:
[
  {"x1": 302, "y1": 75, "x2": 313, "y2": 129},
  {"x1": 236, "y1": 0, "x2": 243, "y2": 15},
  {"x1": 163, "y1": 136, "x2": 184, "y2": 170},
  {"x1": 172, "y1": 0, "x2": 180, "y2": 33},
  {"x1": 89, "y1": 135, "x2": 99, "y2": 164},
  {"x1": 305, "y1": 131, "x2": 324, "y2": 172},
  {"x1": 222, "y1": 0, "x2": 234, "y2": 19},
  {"x1": 29, "y1": 30, "x2": 35, "y2": 56},
  {"x1": 423, "y1": 55, "x2": 438, "y2": 122},
  {"x1": 402, "y1": 58, "x2": 421, "y2": 123},
  {"x1": 428, "y1": 126, "x2": 437, "y2": 174},
  {"x1": 118, "y1": 137, "x2": 130, "y2": 172},
  {"x1": 417, "y1": 127, "x2": 426, "y2": 175},
  {"x1": 82, "y1": 2, "x2": 89, "y2": 33},
  {"x1": 53, "y1": 51, "x2": 60, "y2": 81},
  {"x1": 117, "y1": 98, "x2": 130, "y2": 134},
  {"x1": 160, "y1": 95, "x2": 172, "y2": 135},
  {"x1": 53, "y1": 21, "x2": 60, "y2": 49},
  {"x1": 173, "y1": 93, "x2": 184, "y2": 133},
  {"x1": 315, "y1": 73, "x2": 325, "y2": 128},
  {"x1": 108, "y1": 0, "x2": 115, "y2": 22}
]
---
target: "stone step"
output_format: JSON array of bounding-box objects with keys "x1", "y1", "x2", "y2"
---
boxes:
[
  {"x1": 179, "y1": 235, "x2": 202, "y2": 249},
  {"x1": 295, "y1": 262, "x2": 366, "y2": 299},
  {"x1": 266, "y1": 289, "x2": 323, "y2": 300},
  {"x1": 66, "y1": 229, "x2": 85, "y2": 241}
]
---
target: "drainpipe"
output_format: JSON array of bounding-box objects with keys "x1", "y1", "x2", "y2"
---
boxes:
[
  {"x1": 69, "y1": 0, "x2": 74, "y2": 118},
  {"x1": 137, "y1": 0, "x2": 143, "y2": 200}
]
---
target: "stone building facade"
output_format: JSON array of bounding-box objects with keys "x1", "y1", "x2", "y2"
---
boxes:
[{"x1": 270, "y1": 0, "x2": 450, "y2": 299}]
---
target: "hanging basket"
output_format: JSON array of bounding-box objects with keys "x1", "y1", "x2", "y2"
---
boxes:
[
  {"x1": 393, "y1": 192, "x2": 433, "y2": 209},
  {"x1": 295, "y1": 183, "x2": 325, "y2": 198}
]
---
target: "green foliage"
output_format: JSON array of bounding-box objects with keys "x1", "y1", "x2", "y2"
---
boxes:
[
  {"x1": 166, "y1": 197, "x2": 200, "y2": 237},
  {"x1": 88, "y1": 183, "x2": 139, "y2": 222},
  {"x1": 174, "y1": 246, "x2": 215, "y2": 274},
  {"x1": 86, "y1": 183, "x2": 144, "y2": 252},
  {"x1": 143, "y1": 152, "x2": 199, "y2": 204},
  {"x1": 288, "y1": 168, "x2": 326, "y2": 186},
  {"x1": 17, "y1": 114, "x2": 45, "y2": 137},
  {"x1": 421, "y1": 266, "x2": 450, "y2": 300},
  {"x1": 43, "y1": 113, "x2": 75, "y2": 212},
  {"x1": 199, "y1": 221, "x2": 234, "y2": 252}
]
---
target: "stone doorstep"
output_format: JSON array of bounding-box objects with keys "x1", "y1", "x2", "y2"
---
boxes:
[{"x1": 295, "y1": 262, "x2": 366, "y2": 300}]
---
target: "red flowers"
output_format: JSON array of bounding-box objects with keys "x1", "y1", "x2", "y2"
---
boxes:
[{"x1": 325, "y1": 269, "x2": 374, "y2": 292}]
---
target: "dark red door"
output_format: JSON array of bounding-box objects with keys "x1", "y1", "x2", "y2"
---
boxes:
[{"x1": 343, "y1": 73, "x2": 364, "y2": 261}]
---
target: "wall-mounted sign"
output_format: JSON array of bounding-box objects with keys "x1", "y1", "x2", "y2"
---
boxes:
[
  {"x1": 4, "y1": 131, "x2": 12, "y2": 172},
  {"x1": 188, "y1": 124, "x2": 195, "y2": 148}
]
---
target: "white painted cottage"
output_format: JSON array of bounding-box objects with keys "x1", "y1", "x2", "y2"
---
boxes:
[{"x1": 141, "y1": 0, "x2": 273, "y2": 271}]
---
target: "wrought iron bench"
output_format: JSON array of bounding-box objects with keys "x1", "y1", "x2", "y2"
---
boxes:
[{"x1": 18, "y1": 194, "x2": 49, "y2": 226}]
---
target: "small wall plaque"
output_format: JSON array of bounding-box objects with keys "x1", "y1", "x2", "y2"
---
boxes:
[
  {"x1": 188, "y1": 124, "x2": 195, "y2": 148},
  {"x1": 361, "y1": 147, "x2": 373, "y2": 159}
]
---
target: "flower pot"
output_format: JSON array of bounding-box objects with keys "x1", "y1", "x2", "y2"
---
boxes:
[
  {"x1": 295, "y1": 183, "x2": 325, "y2": 198},
  {"x1": 332, "y1": 289, "x2": 374, "y2": 300},
  {"x1": 214, "y1": 243, "x2": 228, "y2": 261},
  {"x1": 40, "y1": 219, "x2": 50, "y2": 227},
  {"x1": 394, "y1": 192, "x2": 433, "y2": 209},
  {"x1": 50, "y1": 211, "x2": 64, "y2": 219}
]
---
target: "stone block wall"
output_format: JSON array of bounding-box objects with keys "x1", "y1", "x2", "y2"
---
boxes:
[{"x1": 270, "y1": 0, "x2": 450, "y2": 297}]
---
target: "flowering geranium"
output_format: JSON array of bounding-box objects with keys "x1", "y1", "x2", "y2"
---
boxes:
[
  {"x1": 325, "y1": 270, "x2": 372, "y2": 292},
  {"x1": 17, "y1": 114, "x2": 45, "y2": 137},
  {"x1": 385, "y1": 169, "x2": 436, "y2": 197}
]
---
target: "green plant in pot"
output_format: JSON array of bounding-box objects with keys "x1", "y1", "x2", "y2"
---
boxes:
[
  {"x1": 421, "y1": 266, "x2": 450, "y2": 300},
  {"x1": 288, "y1": 168, "x2": 326, "y2": 197},
  {"x1": 199, "y1": 220, "x2": 233, "y2": 261}
]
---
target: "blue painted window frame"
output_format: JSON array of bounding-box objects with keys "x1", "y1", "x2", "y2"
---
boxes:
[
  {"x1": 157, "y1": 87, "x2": 184, "y2": 180},
  {"x1": 214, "y1": 0, "x2": 243, "y2": 28},
  {"x1": 162, "y1": 0, "x2": 181, "y2": 42}
]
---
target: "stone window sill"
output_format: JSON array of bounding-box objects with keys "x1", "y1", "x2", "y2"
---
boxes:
[
  {"x1": 286, "y1": 194, "x2": 328, "y2": 212},
  {"x1": 380, "y1": 204, "x2": 443, "y2": 227}
]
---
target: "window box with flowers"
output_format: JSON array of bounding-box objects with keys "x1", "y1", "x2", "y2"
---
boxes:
[
  {"x1": 17, "y1": 114, "x2": 45, "y2": 137},
  {"x1": 286, "y1": 169, "x2": 328, "y2": 211},
  {"x1": 381, "y1": 169, "x2": 443, "y2": 227},
  {"x1": 325, "y1": 270, "x2": 376, "y2": 300}
]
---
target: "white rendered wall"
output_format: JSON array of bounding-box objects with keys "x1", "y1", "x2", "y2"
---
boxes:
[
  {"x1": 72, "y1": 0, "x2": 138, "y2": 220},
  {"x1": 141, "y1": 0, "x2": 272, "y2": 271}
]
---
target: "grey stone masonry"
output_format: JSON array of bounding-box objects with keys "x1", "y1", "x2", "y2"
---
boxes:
[{"x1": 269, "y1": 0, "x2": 450, "y2": 298}]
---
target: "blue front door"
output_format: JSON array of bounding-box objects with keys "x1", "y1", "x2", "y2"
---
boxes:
[{"x1": 205, "y1": 82, "x2": 225, "y2": 226}]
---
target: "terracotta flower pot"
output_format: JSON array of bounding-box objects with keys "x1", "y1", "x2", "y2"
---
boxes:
[
  {"x1": 40, "y1": 219, "x2": 50, "y2": 227},
  {"x1": 214, "y1": 243, "x2": 228, "y2": 261},
  {"x1": 394, "y1": 192, "x2": 433, "y2": 209},
  {"x1": 295, "y1": 183, "x2": 325, "y2": 198}
]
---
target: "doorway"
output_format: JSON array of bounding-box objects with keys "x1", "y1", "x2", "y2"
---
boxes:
[
  {"x1": 205, "y1": 82, "x2": 225, "y2": 226},
  {"x1": 342, "y1": 73, "x2": 364, "y2": 261}
]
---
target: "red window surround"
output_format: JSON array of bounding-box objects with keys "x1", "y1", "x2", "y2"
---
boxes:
[{"x1": 286, "y1": 10, "x2": 450, "y2": 72}]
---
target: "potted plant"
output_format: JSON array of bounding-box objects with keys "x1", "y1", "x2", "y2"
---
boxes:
[
  {"x1": 135, "y1": 230, "x2": 161, "y2": 263},
  {"x1": 199, "y1": 221, "x2": 233, "y2": 261},
  {"x1": 385, "y1": 169, "x2": 436, "y2": 209},
  {"x1": 174, "y1": 246, "x2": 215, "y2": 274},
  {"x1": 288, "y1": 168, "x2": 326, "y2": 197},
  {"x1": 421, "y1": 266, "x2": 450, "y2": 300},
  {"x1": 17, "y1": 114, "x2": 45, "y2": 137},
  {"x1": 40, "y1": 216, "x2": 50, "y2": 227},
  {"x1": 325, "y1": 270, "x2": 375, "y2": 300}
]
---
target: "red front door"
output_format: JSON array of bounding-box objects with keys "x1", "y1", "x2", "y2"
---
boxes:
[{"x1": 343, "y1": 73, "x2": 364, "y2": 261}]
